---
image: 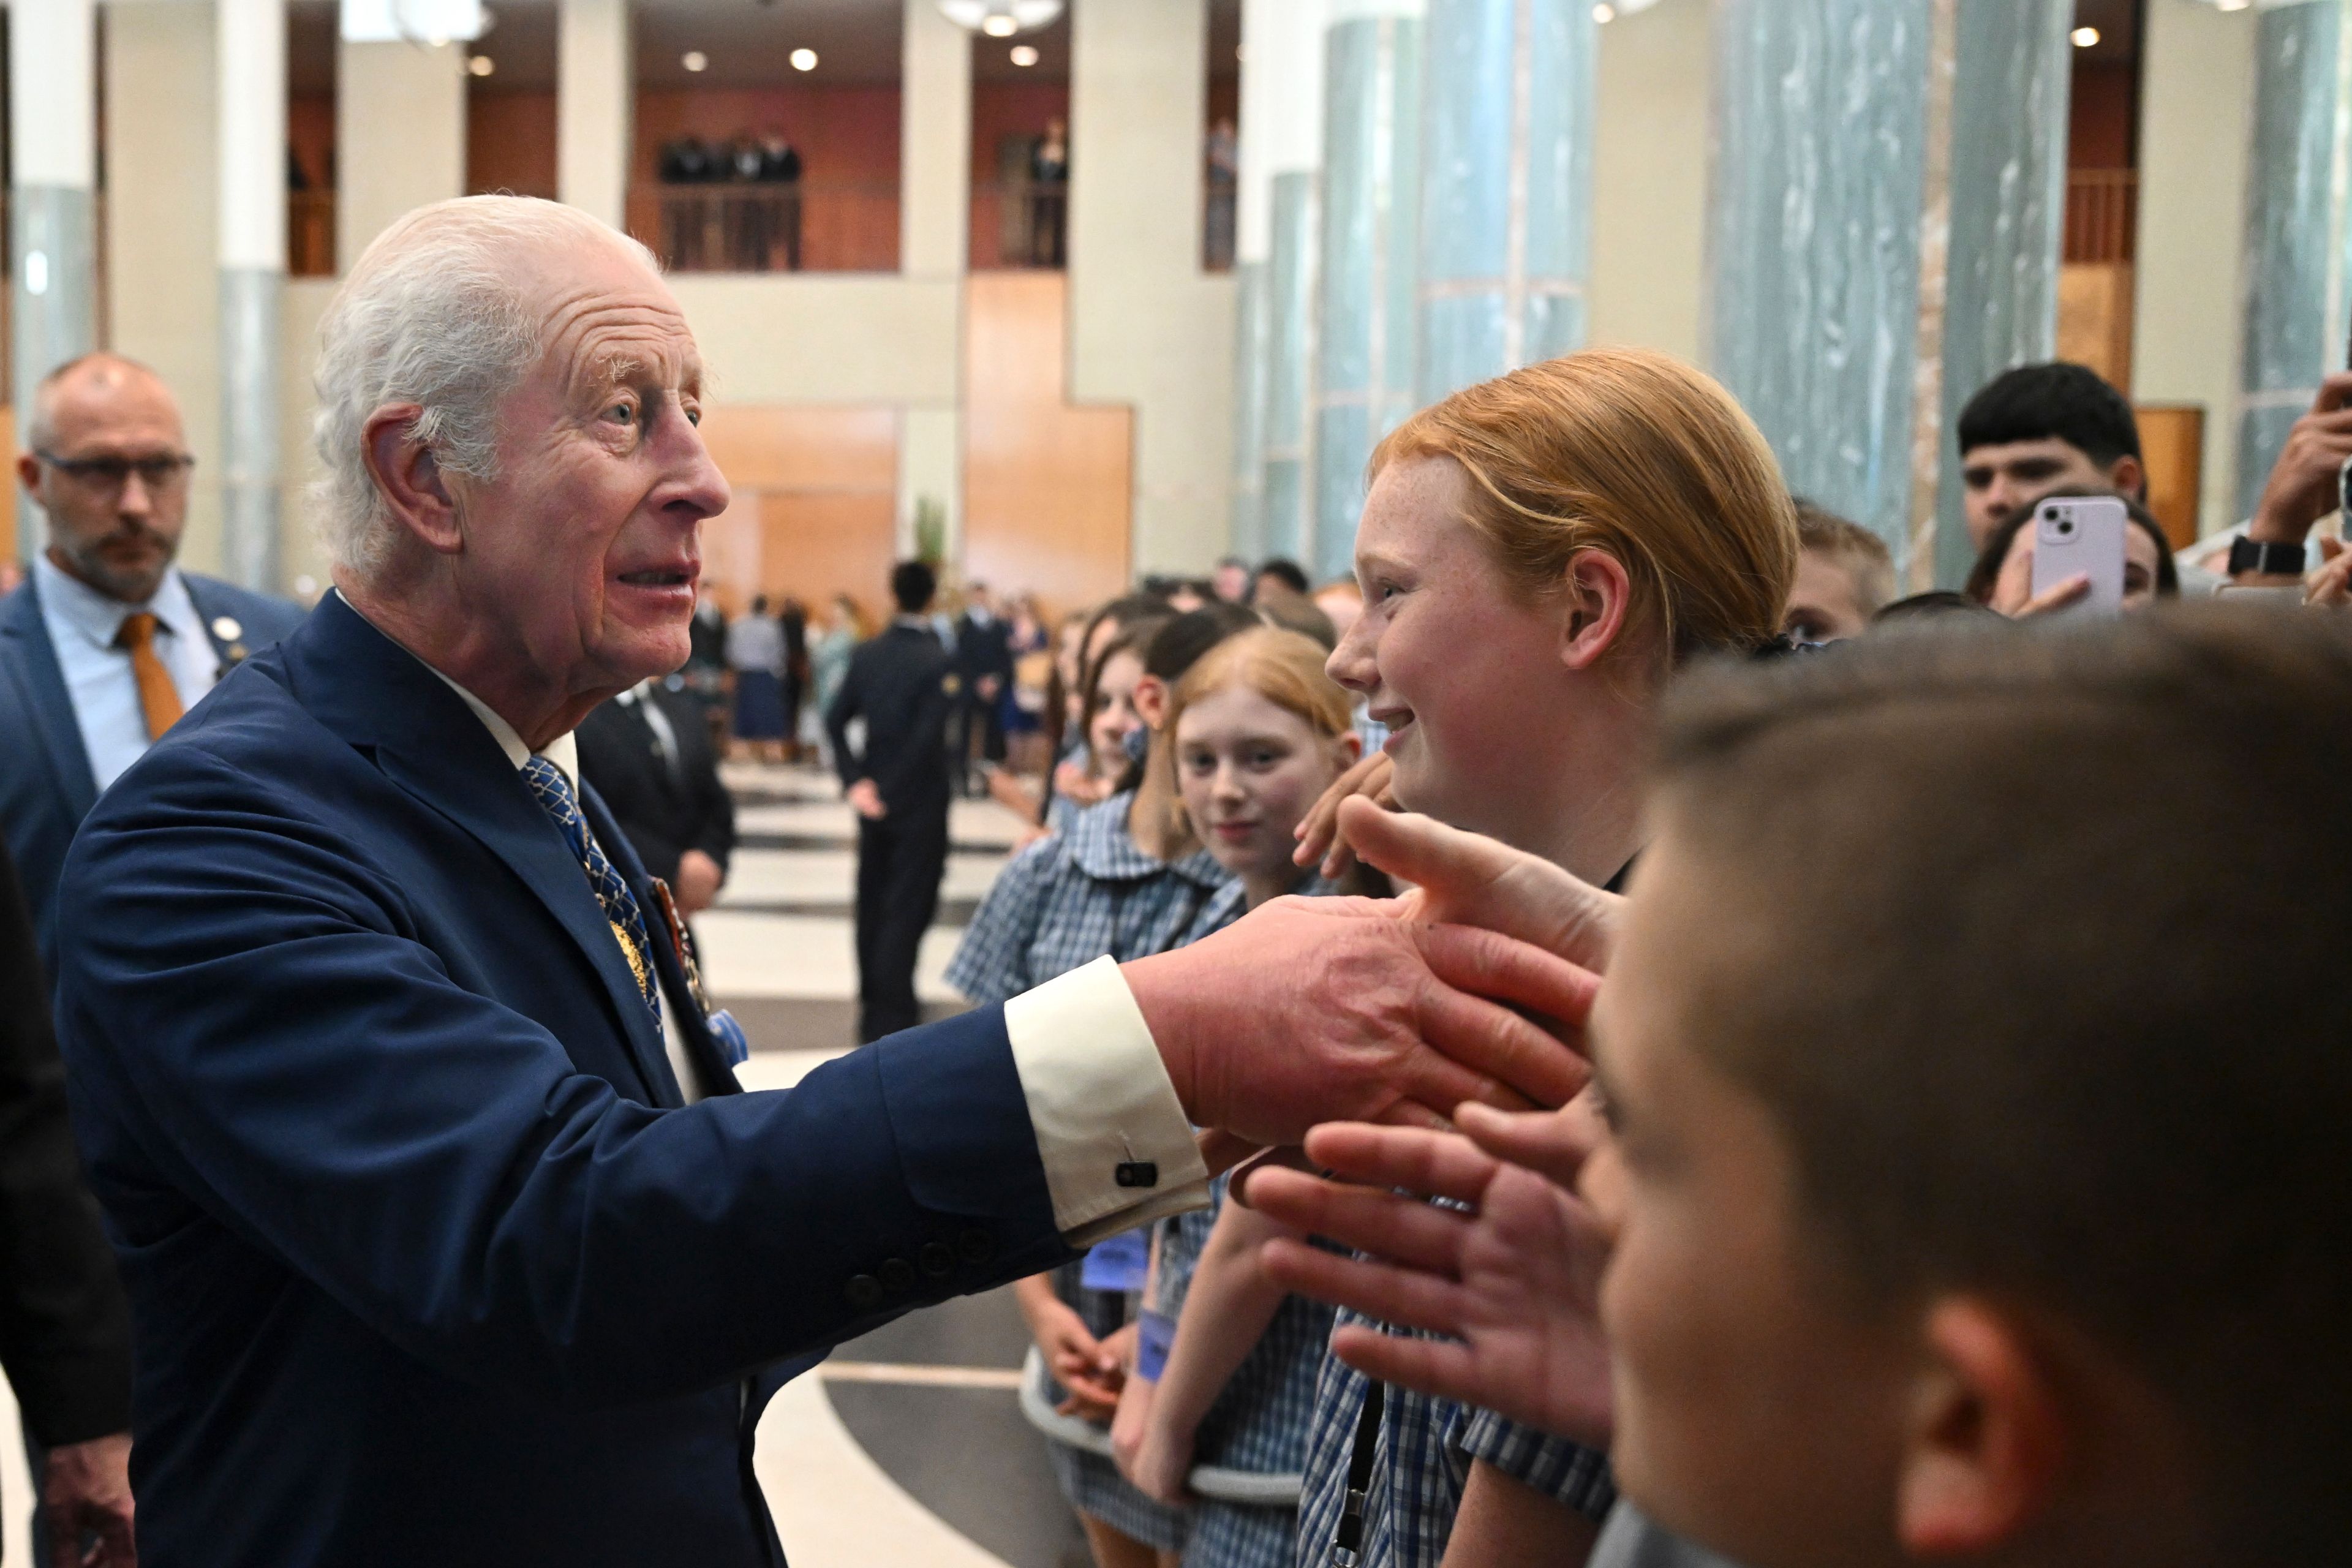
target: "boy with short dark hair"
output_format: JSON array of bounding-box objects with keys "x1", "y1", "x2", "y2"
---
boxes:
[
  {"x1": 1256, "y1": 606, "x2": 2352, "y2": 1568},
  {"x1": 1956, "y1": 361, "x2": 2145, "y2": 551}
]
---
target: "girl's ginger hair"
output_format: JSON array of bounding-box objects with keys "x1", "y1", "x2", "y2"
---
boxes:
[{"x1": 1371, "y1": 346, "x2": 1799, "y2": 663}]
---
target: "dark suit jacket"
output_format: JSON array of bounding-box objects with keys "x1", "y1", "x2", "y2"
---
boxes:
[
  {"x1": 0, "y1": 571, "x2": 304, "y2": 974},
  {"x1": 575, "y1": 684, "x2": 736, "y2": 886},
  {"x1": 0, "y1": 836, "x2": 131, "y2": 1448},
  {"x1": 54, "y1": 593, "x2": 1071, "y2": 1567},
  {"x1": 825, "y1": 622, "x2": 957, "y2": 816},
  {"x1": 955, "y1": 611, "x2": 1016, "y2": 690}
]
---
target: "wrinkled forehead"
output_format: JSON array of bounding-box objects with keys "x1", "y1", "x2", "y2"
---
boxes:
[{"x1": 530, "y1": 242, "x2": 703, "y2": 391}]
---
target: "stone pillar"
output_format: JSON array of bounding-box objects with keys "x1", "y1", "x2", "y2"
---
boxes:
[
  {"x1": 220, "y1": 0, "x2": 287, "y2": 593},
  {"x1": 559, "y1": 0, "x2": 632, "y2": 230},
  {"x1": 1311, "y1": 0, "x2": 1423, "y2": 587},
  {"x1": 1930, "y1": 0, "x2": 2072, "y2": 584},
  {"x1": 339, "y1": 37, "x2": 467, "y2": 266},
  {"x1": 1229, "y1": 0, "x2": 1283, "y2": 562},
  {"x1": 900, "y1": 0, "x2": 971, "y2": 559},
  {"x1": 10, "y1": 0, "x2": 97, "y2": 564},
  {"x1": 1706, "y1": 0, "x2": 2070, "y2": 587},
  {"x1": 2237, "y1": 0, "x2": 2352, "y2": 526},
  {"x1": 1254, "y1": 0, "x2": 1327, "y2": 567},
  {"x1": 1416, "y1": 0, "x2": 1596, "y2": 405}
]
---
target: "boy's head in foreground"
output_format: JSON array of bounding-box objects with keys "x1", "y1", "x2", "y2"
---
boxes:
[{"x1": 1585, "y1": 606, "x2": 2351, "y2": 1568}]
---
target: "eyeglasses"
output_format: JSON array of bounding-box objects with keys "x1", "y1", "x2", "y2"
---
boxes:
[{"x1": 35, "y1": 449, "x2": 197, "y2": 492}]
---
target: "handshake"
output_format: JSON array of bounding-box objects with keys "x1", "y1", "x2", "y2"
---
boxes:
[{"x1": 1121, "y1": 797, "x2": 1622, "y2": 1448}]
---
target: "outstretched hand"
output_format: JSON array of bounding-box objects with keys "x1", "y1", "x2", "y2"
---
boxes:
[
  {"x1": 1292, "y1": 752, "x2": 1397, "y2": 878},
  {"x1": 1251, "y1": 1106, "x2": 1616, "y2": 1447},
  {"x1": 1126, "y1": 895, "x2": 1597, "y2": 1155}
]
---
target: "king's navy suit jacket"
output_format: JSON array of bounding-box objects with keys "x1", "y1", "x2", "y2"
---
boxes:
[
  {"x1": 53, "y1": 592, "x2": 1073, "y2": 1567},
  {"x1": 0, "y1": 571, "x2": 305, "y2": 973}
]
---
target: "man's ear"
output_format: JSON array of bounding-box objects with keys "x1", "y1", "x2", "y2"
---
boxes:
[
  {"x1": 1558, "y1": 551, "x2": 1635, "y2": 673},
  {"x1": 362, "y1": 403, "x2": 462, "y2": 555},
  {"x1": 1894, "y1": 1297, "x2": 2067, "y2": 1558},
  {"x1": 1133, "y1": 673, "x2": 1170, "y2": 729},
  {"x1": 15, "y1": 452, "x2": 42, "y2": 499},
  {"x1": 2108, "y1": 453, "x2": 2147, "y2": 504}
]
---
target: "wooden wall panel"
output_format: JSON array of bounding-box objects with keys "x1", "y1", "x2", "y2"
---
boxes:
[
  {"x1": 693, "y1": 405, "x2": 899, "y2": 624},
  {"x1": 2136, "y1": 403, "x2": 2206, "y2": 549},
  {"x1": 468, "y1": 88, "x2": 559, "y2": 200},
  {"x1": 962, "y1": 271, "x2": 1132, "y2": 619}
]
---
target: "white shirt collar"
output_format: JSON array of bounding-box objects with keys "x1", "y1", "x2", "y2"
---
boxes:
[{"x1": 33, "y1": 552, "x2": 204, "y2": 654}]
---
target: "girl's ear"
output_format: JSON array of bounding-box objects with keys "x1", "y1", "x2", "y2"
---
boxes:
[
  {"x1": 1133, "y1": 674, "x2": 1171, "y2": 729},
  {"x1": 1558, "y1": 551, "x2": 1635, "y2": 672},
  {"x1": 1336, "y1": 730, "x2": 1363, "y2": 767}
]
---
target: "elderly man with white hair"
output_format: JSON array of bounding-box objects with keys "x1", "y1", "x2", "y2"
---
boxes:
[{"x1": 47, "y1": 196, "x2": 1591, "y2": 1566}]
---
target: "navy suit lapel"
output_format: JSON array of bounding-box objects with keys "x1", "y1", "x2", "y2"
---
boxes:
[
  {"x1": 0, "y1": 582, "x2": 100, "y2": 823},
  {"x1": 284, "y1": 595, "x2": 675, "y2": 1106},
  {"x1": 183, "y1": 576, "x2": 254, "y2": 673}
]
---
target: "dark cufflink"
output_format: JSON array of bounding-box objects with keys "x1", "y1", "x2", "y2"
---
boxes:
[{"x1": 1114, "y1": 1160, "x2": 1159, "y2": 1189}]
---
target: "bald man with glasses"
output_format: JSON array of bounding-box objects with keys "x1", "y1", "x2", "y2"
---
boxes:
[{"x1": 0, "y1": 353, "x2": 303, "y2": 969}]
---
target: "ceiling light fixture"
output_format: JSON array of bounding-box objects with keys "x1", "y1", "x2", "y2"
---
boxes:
[
  {"x1": 466, "y1": 53, "x2": 494, "y2": 75},
  {"x1": 681, "y1": 49, "x2": 707, "y2": 71},
  {"x1": 2070, "y1": 24, "x2": 2100, "y2": 47},
  {"x1": 1009, "y1": 43, "x2": 1039, "y2": 66},
  {"x1": 936, "y1": 1, "x2": 1064, "y2": 40},
  {"x1": 1593, "y1": 2, "x2": 1615, "y2": 18},
  {"x1": 790, "y1": 47, "x2": 818, "y2": 70}
]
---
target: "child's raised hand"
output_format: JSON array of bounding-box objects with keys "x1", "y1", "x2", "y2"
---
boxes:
[{"x1": 1292, "y1": 750, "x2": 1397, "y2": 878}]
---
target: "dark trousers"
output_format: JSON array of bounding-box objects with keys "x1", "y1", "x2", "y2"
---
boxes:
[{"x1": 854, "y1": 805, "x2": 949, "y2": 1043}]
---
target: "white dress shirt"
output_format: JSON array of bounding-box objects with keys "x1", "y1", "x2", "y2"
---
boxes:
[
  {"x1": 34, "y1": 553, "x2": 221, "y2": 791},
  {"x1": 415, "y1": 633, "x2": 1205, "y2": 1243}
]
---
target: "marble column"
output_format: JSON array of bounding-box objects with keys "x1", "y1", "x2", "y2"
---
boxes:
[
  {"x1": 1415, "y1": 0, "x2": 1596, "y2": 405},
  {"x1": 1256, "y1": 0, "x2": 1328, "y2": 567},
  {"x1": 219, "y1": 0, "x2": 287, "y2": 594},
  {"x1": 1931, "y1": 0, "x2": 2072, "y2": 584},
  {"x1": 339, "y1": 37, "x2": 467, "y2": 265},
  {"x1": 1229, "y1": 0, "x2": 1283, "y2": 562},
  {"x1": 559, "y1": 0, "x2": 633, "y2": 230},
  {"x1": 1707, "y1": 0, "x2": 2070, "y2": 587},
  {"x1": 1311, "y1": 0, "x2": 1423, "y2": 587},
  {"x1": 2236, "y1": 0, "x2": 2352, "y2": 525},
  {"x1": 10, "y1": 0, "x2": 97, "y2": 564}
]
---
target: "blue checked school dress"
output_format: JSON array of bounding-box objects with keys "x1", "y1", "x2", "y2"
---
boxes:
[
  {"x1": 946, "y1": 791, "x2": 1238, "y2": 1551},
  {"x1": 1292, "y1": 1324, "x2": 1616, "y2": 1568}
]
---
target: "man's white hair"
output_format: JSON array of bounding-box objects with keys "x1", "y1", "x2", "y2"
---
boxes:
[{"x1": 311, "y1": 195, "x2": 659, "y2": 579}]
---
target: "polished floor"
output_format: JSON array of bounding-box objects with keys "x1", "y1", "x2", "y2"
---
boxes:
[{"x1": 0, "y1": 762, "x2": 1102, "y2": 1567}]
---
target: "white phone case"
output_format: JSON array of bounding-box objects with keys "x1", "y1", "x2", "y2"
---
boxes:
[{"x1": 2029, "y1": 496, "x2": 2129, "y2": 614}]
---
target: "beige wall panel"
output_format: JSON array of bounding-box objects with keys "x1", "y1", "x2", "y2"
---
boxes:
[
  {"x1": 902, "y1": 0, "x2": 973, "y2": 279},
  {"x1": 279, "y1": 278, "x2": 340, "y2": 599},
  {"x1": 105, "y1": 1, "x2": 222, "y2": 575},
  {"x1": 2135, "y1": 0, "x2": 2256, "y2": 536},
  {"x1": 965, "y1": 273, "x2": 1133, "y2": 620},
  {"x1": 339, "y1": 40, "x2": 467, "y2": 268},
  {"x1": 668, "y1": 276, "x2": 961, "y2": 405},
  {"x1": 899, "y1": 404, "x2": 963, "y2": 560},
  {"x1": 1589, "y1": 0, "x2": 1708, "y2": 362},
  {"x1": 1067, "y1": 0, "x2": 1235, "y2": 575}
]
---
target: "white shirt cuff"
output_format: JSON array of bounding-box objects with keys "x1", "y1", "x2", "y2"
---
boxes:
[{"x1": 1002, "y1": 955, "x2": 1212, "y2": 1245}]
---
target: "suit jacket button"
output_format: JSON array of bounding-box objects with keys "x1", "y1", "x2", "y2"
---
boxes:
[
  {"x1": 845, "y1": 1273, "x2": 884, "y2": 1310},
  {"x1": 878, "y1": 1258, "x2": 917, "y2": 1296},
  {"x1": 918, "y1": 1242, "x2": 956, "y2": 1278},
  {"x1": 957, "y1": 1227, "x2": 994, "y2": 1264}
]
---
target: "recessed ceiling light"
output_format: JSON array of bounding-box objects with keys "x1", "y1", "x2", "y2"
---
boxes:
[
  {"x1": 681, "y1": 50, "x2": 707, "y2": 72},
  {"x1": 466, "y1": 53, "x2": 494, "y2": 75},
  {"x1": 2070, "y1": 25, "x2": 2099, "y2": 47},
  {"x1": 790, "y1": 47, "x2": 818, "y2": 70},
  {"x1": 1593, "y1": 2, "x2": 1615, "y2": 19},
  {"x1": 981, "y1": 14, "x2": 1017, "y2": 36},
  {"x1": 1009, "y1": 43, "x2": 1038, "y2": 66}
]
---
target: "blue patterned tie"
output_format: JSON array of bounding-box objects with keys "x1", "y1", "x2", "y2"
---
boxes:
[{"x1": 521, "y1": 756, "x2": 664, "y2": 1035}]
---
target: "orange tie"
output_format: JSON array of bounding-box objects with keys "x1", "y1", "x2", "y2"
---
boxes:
[{"x1": 115, "y1": 613, "x2": 184, "y2": 741}]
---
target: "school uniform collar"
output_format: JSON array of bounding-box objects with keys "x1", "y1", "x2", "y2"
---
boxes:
[{"x1": 1066, "y1": 790, "x2": 1229, "y2": 889}]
